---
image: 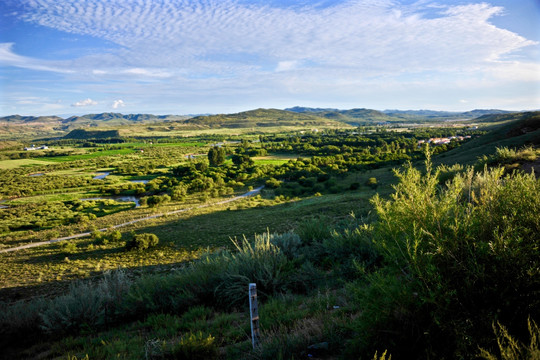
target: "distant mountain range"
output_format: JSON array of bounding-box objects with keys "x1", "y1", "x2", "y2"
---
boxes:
[
  {"x1": 0, "y1": 108, "x2": 521, "y2": 137},
  {"x1": 1, "y1": 113, "x2": 188, "y2": 126},
  {"x1": 286, "y1": 107, "x2": 513, "y2": 124}
]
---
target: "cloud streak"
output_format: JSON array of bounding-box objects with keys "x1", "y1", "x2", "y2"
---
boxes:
[{"x1": 0, "y1": 43, "x2": 74, "y2": 73}]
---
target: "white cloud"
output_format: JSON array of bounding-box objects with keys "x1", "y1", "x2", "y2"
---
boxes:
[
  {"x1": 122, "y1": 68, "x2": 172, "y2": 78},
  {"x1": 112, "y1": 99, "x2": 125, "y2": 109},
  {"x1": 71, "y1": 98, "x2": 97, "y2": 107},
  {"x1": 13, "y1": 0, "x2": 537, "y2": 76}
]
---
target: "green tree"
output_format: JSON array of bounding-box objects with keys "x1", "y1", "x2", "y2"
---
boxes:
[{"x1": 208, "y1": 146, "x2": 226, "y2": 166}]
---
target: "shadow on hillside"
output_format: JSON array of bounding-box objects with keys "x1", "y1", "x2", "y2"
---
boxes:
[
  {"x1": 1, "y1": 191, "x2": 373, "y2": 302},
  {"x1": 0, "y1": 260, "x2": 188, "y2": 302}
]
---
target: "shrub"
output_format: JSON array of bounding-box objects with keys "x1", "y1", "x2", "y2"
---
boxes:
[
  {"x1": 268, "y1": 231, "x2": 303, "y2": 259},
  {"x1": 126, "y1": 233, "x2": 159, "y2": 251},
  {"x1": 214, "y1": 234, "x2": 289, "y2": 308},
  {"x1": 365, "y1": 177, "x2": 378, "y2": 189},
  {"x1": 165, "y1": 331, "x2": 218, "y2": 360},
  {"x1": 363, "y1": 157, "x2": 540, "y2": 357},
  {"x1": 40, "y1": 270, "x2": 132, "y2": 333},
  {"x1": 296, "y1": 217, "x2": 331, "y2": 243},
  {"x1": 0, "y1": 297, "x2": 49, "y2": 339},
  {"x1": 349, "y1": 182, "x2": 360, "y2": 190},
  {"x1": 60, "y1": 241, "x2": 78, "y2": 253},
  {"x1": 478, "y1": 318, "x2": 540, "y2": 360}
]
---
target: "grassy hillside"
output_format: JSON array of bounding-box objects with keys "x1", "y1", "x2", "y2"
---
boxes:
[
  {"x1": 63, "y1": 129, "x2": 121, "y2": 139},
  {"x1": 63, "y1": 113, "x2": 189, "y2": 128},
  {"x1": 436, "y1": 111, "x2": 540, "y2": 165},
  {"x1": 287, "y1": 107, "x2": 398, "y2": 124},
  {"x1": 185, "y1": 108, "x2": 346, "y2": 128}
]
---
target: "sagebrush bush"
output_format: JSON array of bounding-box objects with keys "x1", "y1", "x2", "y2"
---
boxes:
[
  {"x1": 214, "y1": 233, "x2": 289, "y2": 308},
  {"x1": 39, "y1": 269, "x2": 132, "y2": 334},
  {"x1": 126, "y1": 233, "x2": 159, "y2": 251},
  {"x1": 0, "y1": 297, "x2": 49, "y2": 338},
  {"x1": 362, "y1": 156, "x2": 540, "y2": 357},
  {"x1": 268, "y1": 231, "x2": 303, "y2": 259},
  {"x1": 296, "y1": 217, "x2": 331, "y2": 243}
]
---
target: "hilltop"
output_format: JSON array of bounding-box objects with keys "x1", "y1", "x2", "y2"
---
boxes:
[
  {"x1": 286, "y1": 107, "x2": 398, "y2": 125},
  {"x1": 0, "y1": 108, "x2": 520, "y2": 139},
  {"x1": 184, "y1": 108, "x2": 345, "y2": 128}
]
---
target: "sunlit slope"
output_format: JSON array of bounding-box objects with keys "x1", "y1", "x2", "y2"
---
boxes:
[
  {"x1": 184, "y1": 108, "x2": 348, "y2": 128},
  {"x1": 436, "y1": 111, "x2": 540, "y2": 165}
]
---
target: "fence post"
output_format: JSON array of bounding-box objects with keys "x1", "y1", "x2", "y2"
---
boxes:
[{"x1": 249, "y1": 283, "x2": 260, "y2": 349}]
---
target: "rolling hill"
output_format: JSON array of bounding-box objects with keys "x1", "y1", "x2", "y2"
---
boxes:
[
  {"x1": 383, "y1": 109, "x2": 511, "y2": 121},
  {"x1": 287, "y1": 107, "x2": 513, "y2": 124},
  {"x1": 436, "y1": 111, "x2": 540, "y2": 165},
  {"x1": 286, "y1": 107, "x2": 398, "y2": 125},
  {"x1": 184, "y1": 108, "x2": 346, "y2": 128}
]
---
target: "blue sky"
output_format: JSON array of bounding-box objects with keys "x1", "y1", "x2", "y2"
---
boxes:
[{"x1": 0, "y1": 0, "x2": 539, "y2": 116}]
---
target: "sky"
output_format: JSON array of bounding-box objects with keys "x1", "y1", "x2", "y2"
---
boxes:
[{"x1": 0, "y1": 0, "x2": 539, "y2": 117}]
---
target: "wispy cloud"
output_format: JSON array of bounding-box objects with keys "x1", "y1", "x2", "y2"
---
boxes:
[
  {"x1": 0, "y1": 43, "x2": 74, "y2": 73},
  {"x1": 71, "y1": 98, "x2": 97, "y2": 107},
  {"x1": 12, "y1": 0, "x2": 537, "y2": 77}
]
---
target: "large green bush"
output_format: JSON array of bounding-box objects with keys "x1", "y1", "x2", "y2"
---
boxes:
[
  {"x1": 352, "y1": 157, "x2": 540, "y2": 357},
  {"x1": 126, "y1": 233, "x2": 159, "y2": 251}
]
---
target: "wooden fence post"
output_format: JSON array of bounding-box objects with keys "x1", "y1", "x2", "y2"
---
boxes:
[{"x1": 249, "y1": 283, "x2": 260, "y2": 349}]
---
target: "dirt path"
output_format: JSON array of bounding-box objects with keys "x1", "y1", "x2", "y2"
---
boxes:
[{"x1": 0, "y1": 186, "x2": 264, "y2": 254}]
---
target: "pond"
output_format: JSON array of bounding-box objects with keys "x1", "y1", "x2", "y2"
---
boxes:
[
  {"x1": 129, "y1": 180, "x2": 149, "y2": 184},
  {"x1": 28, "y1": 173, "x2": 44, "y2": 177},
  {"x1": 93, "y1": 172, "x2": 110, "y2": 180}
]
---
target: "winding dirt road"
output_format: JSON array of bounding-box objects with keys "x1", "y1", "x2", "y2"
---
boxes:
[{"x1": 0, "y1": 186, "x2": 264, "y2": 254}]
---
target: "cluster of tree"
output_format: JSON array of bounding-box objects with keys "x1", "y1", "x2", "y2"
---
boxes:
[
  {"x1": 0, "y1": 199, "x2": 133, "y2": 233},
  {"x1": 0, "y1": 171, "x2": 103, "y2": 197}
]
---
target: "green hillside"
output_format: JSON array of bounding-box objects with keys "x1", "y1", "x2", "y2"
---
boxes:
[
  {"x1": 185, "y1": 108, "x2": 346, "y2": 128},
  {"x1": 287, "y1": 107, "x2": 513, "y2": 123},
  {"x1": 63, "y1": 129, "x2": 121, "y2": 139},
  {"x1": 287, "y1": 107, "x2": 398, "y2": 124},
  {"x1": 436, "y1": 111, "x2": 540, "y2": 165}
]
